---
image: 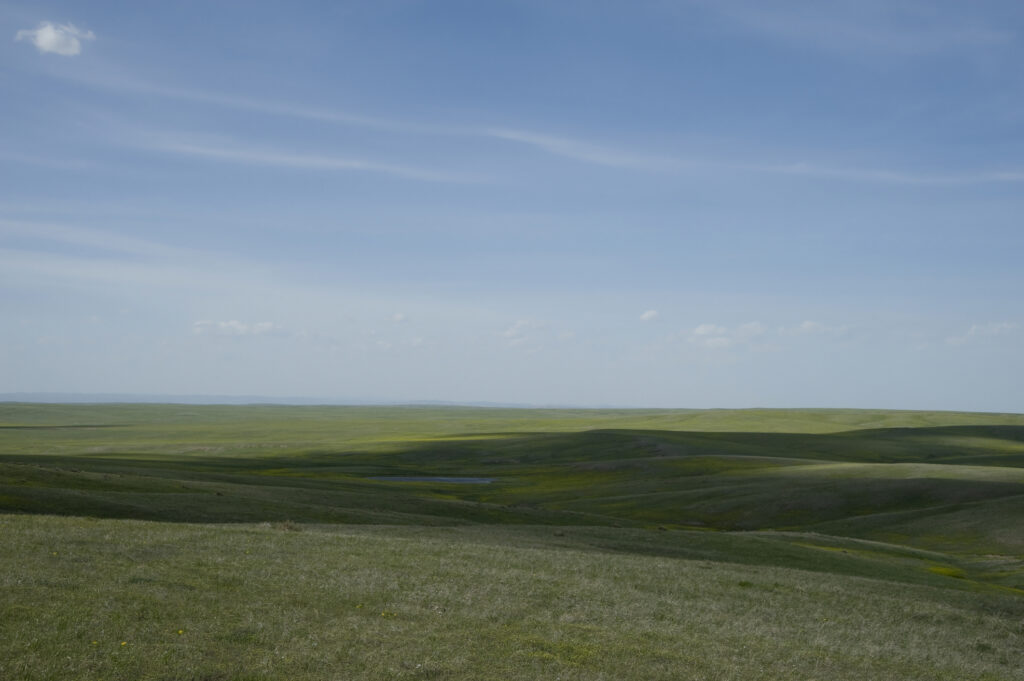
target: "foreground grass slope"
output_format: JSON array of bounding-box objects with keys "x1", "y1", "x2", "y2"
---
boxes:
[{"x1": 4, "y1": 515, "x2": 1023, "y2": 681}]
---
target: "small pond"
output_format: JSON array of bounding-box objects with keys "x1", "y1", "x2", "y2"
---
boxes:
[{"x1": 368, "y1": 476, "x2": 495, "y2": 484}]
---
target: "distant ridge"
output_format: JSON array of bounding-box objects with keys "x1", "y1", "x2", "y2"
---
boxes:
[
  {"x1": 0, "y1": 392, "x2": 342, "y2": 405},
  {"x1": 0, "y1": 393, "x2": 565, "y2": 408},
  {"x1": 5, "y1": 395, "x2": 1014, "y2": 414}
]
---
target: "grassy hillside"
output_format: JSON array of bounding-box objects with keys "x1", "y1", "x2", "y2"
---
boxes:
[
  {"x1": 2, "y1": 404, "x2": 1023, "y2": 679},
  {"x1": 2, "y1": 405, "x2": 1023, "y2": 555},
  {"x1": 4, "y1": 515, "x2": 1023, "y2": 681}
]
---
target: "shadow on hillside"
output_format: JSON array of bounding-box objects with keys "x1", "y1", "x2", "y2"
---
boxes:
[{"x1": 3, "y1": 425, "x2": 1024, "y2": 528}]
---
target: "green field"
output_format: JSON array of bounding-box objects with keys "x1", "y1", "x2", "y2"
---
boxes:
[{"x1": 2, "y1": 404, "x2": 1023, "y2": 680}]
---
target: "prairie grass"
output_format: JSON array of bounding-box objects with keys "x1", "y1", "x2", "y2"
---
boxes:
[
  {"x1": 2, "y1": 404, "x2": 1024, "y2": 679},
  {"x1": 3, "y1": 515, "x2": 1023, "y2": 681}
]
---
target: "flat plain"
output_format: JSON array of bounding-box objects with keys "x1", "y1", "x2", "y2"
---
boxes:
[{"x1": 2, "y1": 404, "x2": 1023, "y2": 680}]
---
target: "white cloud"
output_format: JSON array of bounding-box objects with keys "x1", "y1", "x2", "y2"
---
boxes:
[
  {"x1": 486, "y1": 128, "x2": 678, "y2": 171},
  {"x1": 736, "y1": 321, "x2": 765, "y2": 337},
  {"x1": 53, "y1": 70, "x2": 457, "y2": 136},
  {"x1": 687, "y1": 323, "x2": 733, "y2": 349},
  {"x1": 640, "y1": 310, "x2": 659, "y2": 322},
  {"x1": 693, "y1": 323, "x2": 727, "y2": 336},
  {"x1": 58, "y1": 69, "x2": 679, "y2": 174},
  {"x1": 684, "y1": 320, "x2": 790, "y2": 349},
  {"x1": 503, "y1": 320, "x2": 529, "y2": 338},
  {"x1": 781, "y1": 320, "x2": 849, "y2": 337},
  {"x1": 49, "y1": 66, "x2": 1024, "y2": 188},
  {"x1": 501, "y1": 319, "x2": 557, "y2": 349},
  {"x1": 753, "y1": 161, "x2": 1024, "y2": 186},
  {"x1": 947, "y1": 321, "x2": 1020, "y2": 346},
  {"x1": 0, "y1": 151, "x2": 96, "y2": 170},
  {"x1": 193, "y1": 320, "x2": 284, "y2": 337},
  {"x1": 15, "y1": 21, "x2": 95, "y2": 56},
  {"x1": 502, "y1": 319, "x2": 536, "y2": 345},
  {"x1": 702, "y1": 336, "x2": 734, "y2": 349},
  {"x1": 0, "y1": 219, "x2": 186, "y2": 258},
  {"x1": 692, "y1": 0, "x2": 1010, "y2": 57},
  {"x1": 137, "y1": 136, "x2": 473, "y2": 183},
  {"x1": 798, "y1": 320, "x2": 826, "y2": 334},
  {"x1": 969, "y1": 322, "x2": 1018, "y2": 337}
]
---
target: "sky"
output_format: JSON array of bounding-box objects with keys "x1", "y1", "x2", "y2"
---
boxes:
[{"x1": 2, "y1": 0, "x2": 1023, "y2": 411}]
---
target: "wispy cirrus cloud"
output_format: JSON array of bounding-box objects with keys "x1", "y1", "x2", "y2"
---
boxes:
[
  {"x1": 38, "y1": 51, "x2": 1024, "y2": 184},
  {"x1": 752, "y1": 161, "x2": 1024, "y2": 186},
  {"x1": 56, "y1": 70, "x2": 453, "y2": 136},
  {"x1": 146, "y1": 127, "x2": 1024, "y2": 185},
  {"x1": 46, "y1": 65, "x2": 682, "y2": 173},
  {"x1": 485, "y1": 128, "x2": 679, "y2": 171},
  {"x1": 15, "y1": 21, "x2": 95, "y2": 56},
  {"x1": 0, "y1": 151, "x2": 96, "y2": 170},
  {"x1": 54, "y1": 66, "x2": 672, "y2": 168},
  {"x1": 137, "y1": 136, "x2": 478, "y2": 183},
  {"x1": 689, "y1": 0, "x2": 1011, "y2": 56},
  {"x1": 0, "y1": 219, "x2": 186, "y2": 258},
  {"x1": 139, "y1": 127, "x2": 1024, "y2": 186},
  {"x1": 0, "y1": 221, "x2": 252, "y2": 292}
]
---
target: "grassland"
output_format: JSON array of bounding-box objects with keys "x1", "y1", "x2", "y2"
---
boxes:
[{"x1": 2, "y1": 404, "x2": 1023, "y2": 680}]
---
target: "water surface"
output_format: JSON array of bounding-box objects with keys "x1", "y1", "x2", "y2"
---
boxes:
[{"x1": 369, "y1": 476, "x2": 495, "y2": 484}]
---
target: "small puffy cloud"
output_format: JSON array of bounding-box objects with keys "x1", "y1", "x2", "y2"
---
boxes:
[
  {"x1": 503, "y1": 320, "x2": 530, "y2": 338},
  {"x1": 679, "y1": 319, "x2": 850, "y2": 351},
  {"x1": 969, "y1": 322, "x2": 1018, "y2": 337},
  {"x1": 693, "y1": 323, "x2": 727, "y2": 336},
  {"x1": 688, "y1": 323, "x2": 732, "y2": 349},
  {"x1": 391, "y1": 312, "x2": 407, "y2": 323},
  {"x1": 703, "y1": 336, "x2": 734, "y2": 349},
  {"x1": 250, "y1": 321, "x2": 282, "y2": 336},
  {"x1": 503, "y1": 319, "x2": 537, "y2": 346},
  {"x1": 947, "y1": 321, "x2": 1018, "y2": 346},
  {"x1": 192, "y1": 320, "x2": 284, "y2": 337},
  {"x1": 781, "y1": 320, "x2": 849, "y2": 337},
  {"x1": 685, "y1": 321, "x2": 769, "y2": 350},
  {"x1": 15, "y1": 21, "x2": 95, "y2": 56},
  {"x1": 500, "y1": 319, "x2": 564, "y2": 350},
  {"x1": 640, "y1": 310, "x2": 659, "y2": 322},
  {"x1": 736, "y1": 321, "x2": 766, "y2": 338}
]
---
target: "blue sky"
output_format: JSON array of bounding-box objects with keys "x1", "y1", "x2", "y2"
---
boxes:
[{"x1": 2, "y1": 0, "x2": 1023, "y2": 410}]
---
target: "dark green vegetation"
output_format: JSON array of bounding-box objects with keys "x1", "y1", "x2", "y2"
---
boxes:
[{"x1": 3, "y1": 404, "x2": 1024, "y2": 680}]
